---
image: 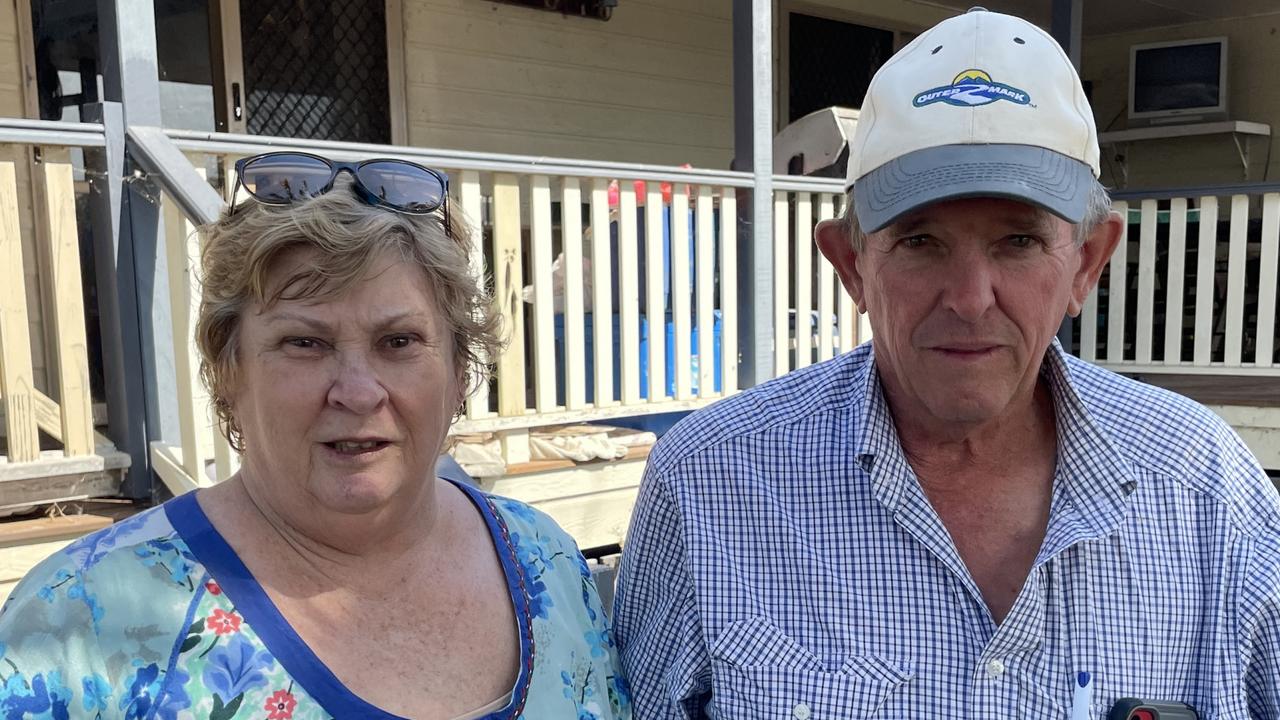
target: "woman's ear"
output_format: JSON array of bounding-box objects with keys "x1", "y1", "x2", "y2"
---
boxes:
[{"x1": 815, "y1": 218, "x2": 867, "y2": 312}]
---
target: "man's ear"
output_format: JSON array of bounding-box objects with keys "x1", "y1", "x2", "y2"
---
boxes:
[
  {"x1": 1067, "y1": 211, "x2": 1123, "y2": 316},
  {"x1": 815, "y1": 218, "x2": 867, "y2": 311}
]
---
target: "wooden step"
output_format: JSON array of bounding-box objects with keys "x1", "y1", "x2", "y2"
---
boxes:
[{"x1": 0, "y1": 437, "x2": 131, "y2": 512}]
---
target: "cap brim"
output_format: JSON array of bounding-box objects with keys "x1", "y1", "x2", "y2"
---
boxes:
[{"x1": 852, "y1": 144, "x2": 1096, "y2": 234}]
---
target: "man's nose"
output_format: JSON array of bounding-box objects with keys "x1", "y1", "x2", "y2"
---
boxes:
[{"x1": 938, "y1": 257, "x2": 997, "y2": 323}]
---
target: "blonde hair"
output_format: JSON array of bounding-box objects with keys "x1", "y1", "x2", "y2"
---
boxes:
[{"x1": 197, "y1": 177, "x2": 500, "y2": 451}]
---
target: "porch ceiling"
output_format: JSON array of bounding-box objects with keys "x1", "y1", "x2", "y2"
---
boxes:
[{"x1": 920, "y1": 0, "x2": 1280, "y2": 36}]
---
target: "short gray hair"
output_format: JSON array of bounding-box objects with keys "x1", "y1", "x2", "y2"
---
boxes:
[{"x1": 838, "y1": 179, "x2": 1114, "y2": 249}]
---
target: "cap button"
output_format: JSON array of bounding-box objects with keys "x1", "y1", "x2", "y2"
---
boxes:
[{"x1": 966, "y1": 6, "x2": 989, "y2": 11}]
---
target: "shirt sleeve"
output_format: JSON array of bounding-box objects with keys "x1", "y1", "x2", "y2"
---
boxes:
[
  {"x1": 0, "y1": 552, "x2": 118, "y2": 719},
  {"x1": 613, "y1": 467, "x2": 711, "y2": 720},
  {"x1": 1241, "y1": 525, "x2": 1280, "y2": 719}
]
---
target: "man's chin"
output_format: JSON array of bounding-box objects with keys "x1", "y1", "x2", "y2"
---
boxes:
[{"x1": 922, "y1": 388, "x2": 1014, "y2": 426}]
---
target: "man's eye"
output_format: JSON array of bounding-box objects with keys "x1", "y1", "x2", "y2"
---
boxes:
[
  {"x1": 1007, "y1": 235, "x2": 1037, "y2": 248},
  {"x1": 384, "y1": 335, "x2": 417, "y2": 349},
  {"x1": 901, "y1": 235, "x2": 930, "y2": 249},
  {"x1": 285, "y1": 337, "x2": 321, "y2": 349}
]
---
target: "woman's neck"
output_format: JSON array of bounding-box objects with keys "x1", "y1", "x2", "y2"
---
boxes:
[{"x1": 196, "y1": 473, "x2": 449, "y2": 591}]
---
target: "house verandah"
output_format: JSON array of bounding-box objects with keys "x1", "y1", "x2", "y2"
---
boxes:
[{"x1": 1, "y1": 0, "x2": 1279, "y2": 600}]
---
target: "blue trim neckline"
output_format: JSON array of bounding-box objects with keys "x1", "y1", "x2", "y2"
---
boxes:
[{"x1": 164, "y1": 480, "x2": 532, "y2": 719}]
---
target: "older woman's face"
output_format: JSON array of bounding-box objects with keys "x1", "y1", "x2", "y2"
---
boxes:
[{"x1": 231, "y1": 247, "x2": 461, "y2": 516}]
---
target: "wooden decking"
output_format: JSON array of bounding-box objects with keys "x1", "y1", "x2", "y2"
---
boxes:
[
  {"x1": 1127, "y1": 374, "x2": 1280, "y2": 471},
  {"x1": 1128, "y1": 374, "x2": 1280, "y2": 408}
]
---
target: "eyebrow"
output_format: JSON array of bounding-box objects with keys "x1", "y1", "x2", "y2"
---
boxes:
[
  {"x1": 887, "y1": 214, "x2": 931, "y2": 236},
  {"x1": 262, "y1": 310, "x2": 434, "y2": 334},
  {"x1": 886, "y1": 207, "x2": 1056, "y2": 236}
]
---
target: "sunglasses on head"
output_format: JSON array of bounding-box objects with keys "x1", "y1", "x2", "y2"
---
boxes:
[{"x1": 230, "y1": 151, "x2": 450, "y2": 219}]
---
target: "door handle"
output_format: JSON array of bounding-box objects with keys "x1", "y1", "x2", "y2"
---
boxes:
[{"x1": 232, "y1": 82, "x2": 243, "y2": 121}]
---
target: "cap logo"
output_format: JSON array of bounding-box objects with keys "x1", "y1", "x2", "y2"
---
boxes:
[{"x1": 912, "y1": 69, "x2": 1031, "y2": 108}]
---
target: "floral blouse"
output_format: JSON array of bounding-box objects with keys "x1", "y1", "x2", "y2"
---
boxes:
[{"x1": 0, "y1": 481, "x2": 631, "y2": 719}]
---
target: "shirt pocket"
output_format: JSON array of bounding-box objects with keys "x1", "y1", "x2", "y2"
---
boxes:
[{"x1": 708, "y1": 616, "x2": 913, "y2": 720}]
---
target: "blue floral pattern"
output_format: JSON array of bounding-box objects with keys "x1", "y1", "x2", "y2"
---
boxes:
[{"x1": 0, "y1": 490, "x2": 631, "y2": 719}]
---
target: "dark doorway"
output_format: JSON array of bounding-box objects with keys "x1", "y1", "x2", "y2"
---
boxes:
[
  {"x1": 788, "y1": 12, "x2": 894, "y2": 122},
  {"x1": 240, "y1": 0, "x2": 391, "y2": 143}
]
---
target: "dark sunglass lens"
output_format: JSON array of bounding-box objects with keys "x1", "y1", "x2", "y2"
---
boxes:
[
  {"x1": 241, "y1": 154, "x2": 333, "y2": 203},
  {"x1": 357, "y1": 162, "x2": 445, "y2": 213}
]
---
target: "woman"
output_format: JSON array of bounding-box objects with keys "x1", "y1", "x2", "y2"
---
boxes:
[{"x1": 0, "y1": 153, "x2": 631, "y2": 719}]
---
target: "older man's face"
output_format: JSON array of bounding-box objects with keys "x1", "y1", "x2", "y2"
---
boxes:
[{"x1": 818, "y1": 197, "x2": 1119, "y2": 434}]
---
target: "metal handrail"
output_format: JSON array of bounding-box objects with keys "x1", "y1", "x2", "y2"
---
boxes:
[
  {"x1": 128, "y1": 126, "x2": 225, "y2": 226},
  {"x1": 163, "y1": 129, "x2": 847, "y2": 194},
  {"x1": 1111, "y1": 181, "x2": 1280, "y2": 201},
  {"x1": 0, "y1": 118, "x2": 107, "y2": 148}
]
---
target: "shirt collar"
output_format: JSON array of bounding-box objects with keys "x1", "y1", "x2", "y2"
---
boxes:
[{"x1": 854, "y1": 340, "x2": 1137, "y2": 535}]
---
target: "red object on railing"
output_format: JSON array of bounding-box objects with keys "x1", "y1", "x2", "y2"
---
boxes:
[{"x1": 608, "y1": 165, "x2": 692, "y2": 207}]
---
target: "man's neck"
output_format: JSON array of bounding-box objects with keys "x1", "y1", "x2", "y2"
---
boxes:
[{"x1": 892, "y1": 378, "x2": 1058, "y2": 479}]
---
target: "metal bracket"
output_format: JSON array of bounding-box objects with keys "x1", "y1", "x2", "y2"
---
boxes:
[{"x1": 1231, "y1": 133, "x2": 1252, "y2": 179}]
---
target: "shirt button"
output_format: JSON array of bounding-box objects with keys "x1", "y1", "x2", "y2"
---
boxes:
[
  {"x1": 792, "y1": 702, "x2": 812, "y2": 720},
  {"x1": 986, "y1": 659, "x2": 1006, "y2": 678}
]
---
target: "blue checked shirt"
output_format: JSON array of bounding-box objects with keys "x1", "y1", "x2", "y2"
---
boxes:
[{"x1": 613, "y1": 341, "x2": 1280, "y2": 719}]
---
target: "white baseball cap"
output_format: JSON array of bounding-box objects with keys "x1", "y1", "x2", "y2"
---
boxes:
[{"x1": 848, "y1": 7, "x2": 1100, "y2": 234}]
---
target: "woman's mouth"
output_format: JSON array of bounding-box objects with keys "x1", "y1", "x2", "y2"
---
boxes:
[{"x1": 324, "y1": 440, "x2": 390, "y2": 456}]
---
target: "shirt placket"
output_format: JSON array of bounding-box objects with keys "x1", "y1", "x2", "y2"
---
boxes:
[
  {"x1": 887, "y1": 464, "x2": 1055, "y2": 717},
  {"x1": 970, "y1": 568, "x2": 1048, "y2": 718}
]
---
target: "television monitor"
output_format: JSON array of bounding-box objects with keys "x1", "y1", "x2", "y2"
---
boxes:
[{"x1": 1128, "y1": 37, "x2": 1228, "y2": 125}]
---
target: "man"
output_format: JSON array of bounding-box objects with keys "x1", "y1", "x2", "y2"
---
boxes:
[{"x1": 613, "y1": 8, "x2": 1280, "y2": 718}]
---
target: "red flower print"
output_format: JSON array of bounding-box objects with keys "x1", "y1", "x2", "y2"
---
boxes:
[
  {"x1": 207, "y1": 608, "x2": 242, "y2": 635},
  {"x1": 205, "y1": 579, "x2": 222, "y2": 595},
  {"x1": 265, "y1": 689, "x2": 297, "y2": 719}
]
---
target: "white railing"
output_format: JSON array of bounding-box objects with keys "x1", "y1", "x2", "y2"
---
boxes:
[
  {"x1": 156, "y1": 131, "x2": 818, "y2": 479},
  {"x1": 108, "y1": 127, "x2": 1280, "y2": 494},
  {"x1": 1085, "y1": 189, "x2": 1280, "y2": 375},
  {"x1": 149, "y1": 157, "x2": 242, "y2": 492},
  {"x1": 771, "y1": 180, "x2": 871, "y2": 376}
]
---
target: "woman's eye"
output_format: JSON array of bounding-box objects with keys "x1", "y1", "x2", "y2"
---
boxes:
[
  {"x1": 285, "y1": 337, "x2": 321, "y2": 350},
  {"x1": 385, "y1": 335, "x2": 416, "y2": 349}
]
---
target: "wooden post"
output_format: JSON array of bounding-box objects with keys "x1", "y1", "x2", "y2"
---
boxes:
[
  {"x1": 562, "y1": 178, "x2": 587, "y2": 410},
  {"x1": 161, "y1": 159, "x2": 212, "y2": 488},
  {"x1": 644, "y1": 185, "x2": 666, "y2": 402},
  {"x1": 1135, "y1": 199, "x2": 1158, "y2": 365},
  {"x1": 793, "y1": 193, "x2": 812, "y2": 369},
  {"x1": 34, "y1": 149, "x2": 95, "y2": 456},
  {"x1": 459, "y1": 170, "x2": 491, "y2": 419},
  {"x1": 1192, "y1": 197, "x2": 1219, "y2": 366},
  {"x1": 590, "y1": 179, "x2": 614, "y2": 406},
  {"x1": 720, "y1": 189, "x2": 738, "y2": 392},
  {"x1": 1257, "y1": 194, "x2": 1279, "y2": 367},
  {"x1": 1107, "y1": 201, "x2": 1129, "y2": 362},
  {"x1": 671, "y1": 188, "x2": 692, "y2": 400},
  {"x1": 618, "y1": 184, "x2": 641, "y2": 404},
  {"x1": 1224, "y1": 195, "x2": 1249, "y2": 366},
  {"x1": 529, "y1": 176, "x2": 556, "y2": 413},
  {"x1": 816, "y1": 194, "x2": 835, "y2": 363},
  {"x1": 492, "y1": 174, "x2": 526, "y2": 417},
  {"x1": 0, "y1": 160, "x2": 39, "y2": 462},
  {"x1": 1162, "y1": 198, "x2": 1189, "y2": 365},
  {"x1": 773, "y1": 192, "x2": 790, "y2": 375}
]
